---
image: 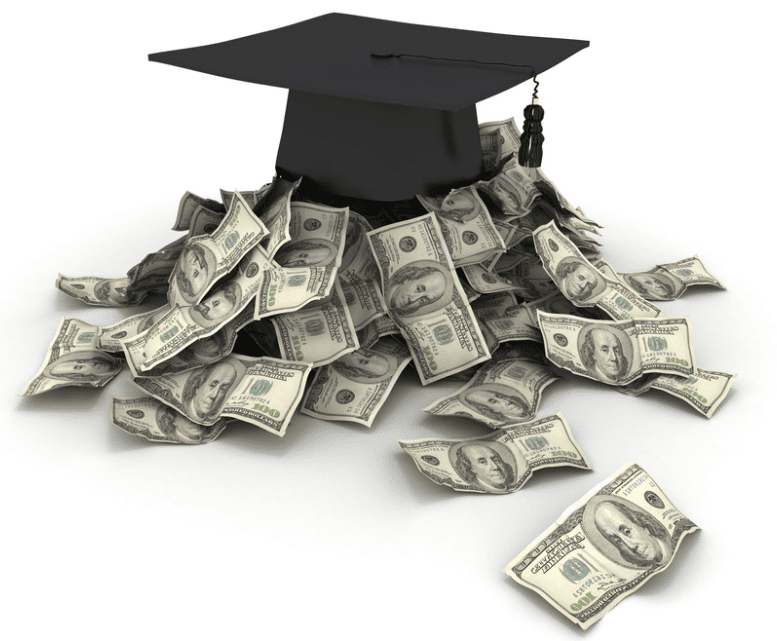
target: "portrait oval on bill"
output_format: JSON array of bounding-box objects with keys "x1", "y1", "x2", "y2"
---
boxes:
[
  {"x1": 182, "y1": 360, "x2": 240, "y2": 424},
  {"x1": 154, "y1": 403, "x2": 223, "y2": 444},
  {"x1": 189, "y1": 282, "x2": 242, "y2": 329},
  {"x1": 577, "y1": 324, "x2": 633, "y2": 384},
  {"x1": 581, "y1": 495, "x2": 674, "y2": 569},
  {"x1": 274, "y1": 239, "x2": 339, "y2": 269},
  {"x1": 448, "y1": 439, "x2": 526, "y2": 493},
  {"x1": 137, "y1": 305, "x2": 173, "y2": 334},
  {"x1": 340, "y1": 214, "x2": 368, "y2": 271},
  {"x1": 173, "y1": 242, "x2": 217, "y2": 304},
  {"x1": 436, "y1": 188, "x2": 480, "y2": 224},
  {"x1": 385, "y1": 259, "x2": 455, "y2": 318},
  {"x1": 331, "y1": 347, "x2": 393, "y2": 384},
  {"x1": 44, "y1": 351, "x2": 123, "y2": 383},
  {"x1": 94, "y1": 277, "x2": 131, "y2": 306},
  {"x1": 458, "y1": 382, "x2": 532, "y2": 424},
  {"x1": 625, "y1": 272, "x2": 679, "y2": 301},
  {"x1": 554, "y1": 256, "x2": 606, "y2": 303}
]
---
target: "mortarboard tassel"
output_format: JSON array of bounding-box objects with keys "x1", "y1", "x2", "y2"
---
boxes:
[{"x1": 518, "y1": 76, "x2": 544, "y2": 168}]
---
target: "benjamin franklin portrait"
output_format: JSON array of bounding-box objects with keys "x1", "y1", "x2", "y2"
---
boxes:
[
  {"x1": 331, "y1": 348, "x2": 391, "y2": 383},
  {"x1": 625, "y1": 272, "x2": 678, "y2": 301},
  {"x1": 94, "y1": 277, "x2": 131, "y2": 306},
  {"x1": 174, "y1": 243, "x2": 213, "y2": 303},
  {"x1": 386, "y1": 261, "x2": 453, "y2": 317},
  {"x1": 44, "y1": 351, "x2": 123, "y2": 384},
  {"x1": 583, "y1": 495, "x2": 674, "y2": 569},
  {"x1": 190, "y1": 282, "x2": 241, "y2": 328},
  {"x1": 450, "y1": 441, "x2": 523, "y2": 493},
  {"x1": 459, "y1": 383, "x2": 531, "y2": 424},
  {"x1": 579, "y1": 327, "x2": 630, "y2": 384},
  {"x1": 555, "y1": 257, "x2": 604, "y2": 303},
  {"x1": 274, "y1": 239, "x2": 337, "y2": 268},
  {"x1": 437, "y1": 189, "x2": 480, "y2": 224},
  {"x1": 182, "y1": 361, "x2": 238, "y2": 423},
  {"x1": 155, "y1": 404, "x2": 222, "y2": 444}
]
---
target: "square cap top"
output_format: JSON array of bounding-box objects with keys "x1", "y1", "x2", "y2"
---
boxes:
[{"x1": 148, "y1": 13, "x2": 588, "y2": 112}]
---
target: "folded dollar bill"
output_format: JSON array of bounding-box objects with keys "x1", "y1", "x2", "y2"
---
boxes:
[
  {"x1": 537, "y1": 311, "x2": 697, "y2": 386},
  {"x1": 592, "y1": 256, "x2": 725, "y2": 301},
  {"x1": 504, "y1": 462, "x2": 699, "y2": 629},
  {"x1": 478, "y1": 117, "x2": 521, "y2": 173},
  {"x1": 111, "y1": 396, "x2": 230, "y2": 444},
  {"x1": 133, "y1": 354, "x2": 311, "y2": 436},
  {"x1": 424, "y1": 357, "x2": 558, "y2": 428},
  {"x1": 300, "y1": 336, "x2": 412, "y2": 427},
  {"x1": 399, "y1": 413, "x2": 589, "y2": 493},
  {"x1": 534, "y1": 221, "x2": 662, "y2": 319},
  {"x1": 22, "y1": 318, "x2": 124, "y2": 395}
]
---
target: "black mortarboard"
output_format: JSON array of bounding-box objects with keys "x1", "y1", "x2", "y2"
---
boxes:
[{"x1": 149, "y1": 13, "x2": 587, "y2": 202}]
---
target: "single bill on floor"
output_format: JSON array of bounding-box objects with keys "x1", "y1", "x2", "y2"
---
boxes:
[
  {"x1": 417, "y1": 186, "x2": 506, "y2": 267},
  {"x1": 135, "y1": 307, "x2": 254, "y2": 378},
  {"x1": 255, "y1": 201, "x2": 348, "y2": 318},
  {"x1": 592, "y1": 256, "x2": 724, "y2": 301},
  {"x1": 537, "y1": 312, "x2": 697, "y2": 386},
  {"x1": 168, "y1": 192, "x2": 269, "y2": 307},
  {"x1": 368, "y1": 213, "x2": 491, "y2": 384},
  {"x1": 97, "y1": 304, "x2": 172, "y2": 352},
  {"x1": 503, "y1": 462, "x2": 699, "y2": 629},
  {"x1": 339, "y1": 278, "x2": 385, "y2": 330},
  {"x1": 534, "y1": 221, "x2": 662, "y2": 320},
  {"x1": 22, "y1": 317, "x2": 124, "y2": 395},
  {"x1": 461, "y1": 263, "x2": 520, "y2": 294},
  {"x1": 174, "y1": 191, "x2": 226, "y2": 231},
  {"x1": 110, "y1": 396, "x2": 230, "y2": 444},
  {"x1": 398, "y1": 412, "x2": 590, "y2": 494},
  {"x1": 132, "y1": 355, "x2": 311, "y2": 436},
  {"x1": 477, "y1": 156, "x2": 544, "y2": 219},
  {"x1": 254, "y1": 176, "x2": 301, "y2": 261},
  {"x1": 56, "y1": 275, "x2": 136, "y2": 307},
  {"x1": 423, "y1": 357, "x2": 559, "y2": 428},
  {"x1": 478, "y1": 117, "x2": 522, "y2": 172},
  {"x1": 633, "y1": 368, "x2": 736, "y2": 418},
  {"x1": 300, "y1": 336, "x2": 412, "y2": 427},
  {"x1": 270, "y1": 281, "x2": 359, "y2": 367}
]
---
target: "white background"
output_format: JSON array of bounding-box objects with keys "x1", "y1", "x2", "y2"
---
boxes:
[{"x1": 2, "y1": 1, "x2": 774, "y2": 638}]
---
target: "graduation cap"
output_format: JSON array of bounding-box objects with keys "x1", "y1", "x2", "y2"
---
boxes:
[{"x1": 149, "y1": 13, "x2": 587, "y2": 202}]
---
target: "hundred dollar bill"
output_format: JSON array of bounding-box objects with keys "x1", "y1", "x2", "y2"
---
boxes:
[
  {"x1": 186, "y1": 204, "x2": 226, "y2": 239},
  {"x1": 593, "y1": 256, "x2": 724, "y2": 301},
  {"x1": 173, "y1": 191, "x2": 225, "y2": 231},
  {"x1": 134, "y1": 307, "x2": 254, "y2": 378},
  {"x1": 125, "y1": 236, "x2": 186, "y2": 298},
  {"x1": 616, "y1": 368, "x2": 736, "y2": 418},
  {"x1": 220, "y1": 185, "x2": 270, "y2": 210},
  {"x1": 534, "y1": 221, "x2": 662, "y2": 319},
  {"x1": 470, "y1": 292, "x2": 518, "y2": 322},
  {"x1": 478, "y1": 117, "x2": 522, "y2": 172},
  {"x1": 254, "y1": 176, "x2": 300, "y2": 260},
  {"x1": 339, "y1": 278, "x2": 385, "y2": 330},
  {"x1": 110, "y1": 396, "x2": 230, "y2": 444},
  {"x1": 168, "y1": 192, "x2": 268, "y2": 307},
  {"x1": 22, "y1": 318, "x2": 123, "y2": 395},
  {"x1": 417, "y1": 186, "x2": 506, "y2": 266},
  {"x1": 255, "y1": 201, "x2": 348, "y2": 318},
  {"x1": 477, "y1": 156, "x2": 543, "y2": 219},
  {"x1": 398, "y1": 413, "x2": 590, "y2": 494},
  {"x1": 487, "y1": 309, "x2": 542, "y2": 344},
  {"x1": 338, "y1": 210, "x2": 381, "y2": 283},
  {"x1": 537, "y1": 312, "x2": 697, "y2": 386},
  {"x1": 356, "y1": 314, "x2": 401, "y2": 349},
  {"x1": 270, "y1": 281, "x2": 358, "y2": 367},
  {"x1": 56, "y1": 275, "x2": 136, "y2": 307},
  {"x1": 300, "y1": 336, "x2": 412, "y2": 427},
  {"x1": 97, "y1": 304, "x2": 172, "y2": 352},
  {"x1": 461, "y1": 263, "x2": 519, "y2": 294},
  {"x1": 132, "y1": 355, "x2": 311, "y2": 436},
  {"x1": 504, "y1": 462, "x2": 699, "y2": 629},
  {"x1": 424, "y1": 358, "x2": 558, "y2": 428},
  {"x1": 368, "y1": 213, "x2": 491, "y2": 384}
]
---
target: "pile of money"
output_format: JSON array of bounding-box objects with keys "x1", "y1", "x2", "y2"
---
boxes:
[{"x1": 23, "y1": 113, "x2": 732, "y2": 626}]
